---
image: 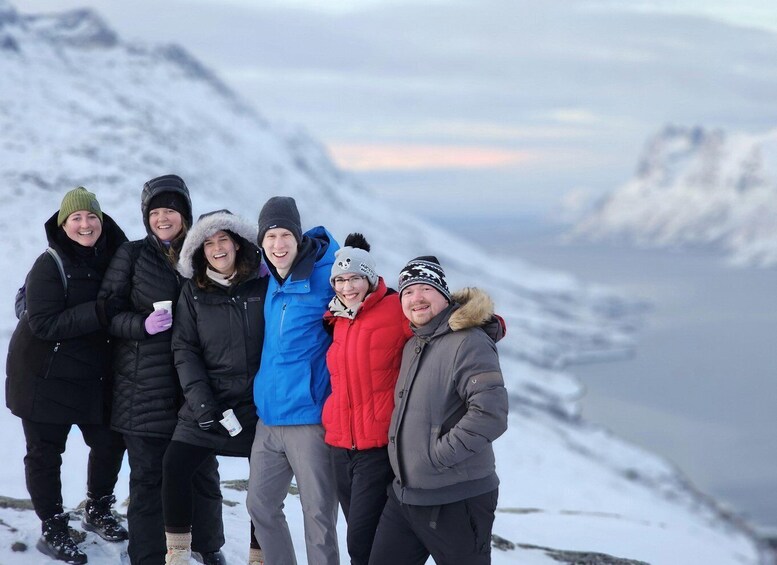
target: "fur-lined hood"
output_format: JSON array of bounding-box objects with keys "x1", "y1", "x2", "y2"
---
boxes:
[
  {"x1": 176, "y1": 210, "x2": 259, "y2": 278},
  {"x1": 448, "y1": 287, "x2": 505, "y2": 341}
]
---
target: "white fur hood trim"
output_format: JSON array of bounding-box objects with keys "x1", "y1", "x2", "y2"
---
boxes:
[{"x1": 177, "y1": 211, "x2": 258, "y2": 278}]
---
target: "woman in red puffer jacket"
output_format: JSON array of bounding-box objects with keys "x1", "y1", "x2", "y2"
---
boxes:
[{"x1": 322, "y1": 233, "x2": 413, "y2": 565}]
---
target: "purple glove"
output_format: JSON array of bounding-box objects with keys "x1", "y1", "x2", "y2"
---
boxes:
[{"x1": 144, "y1": 309, "x2": 172, "y2": 335}]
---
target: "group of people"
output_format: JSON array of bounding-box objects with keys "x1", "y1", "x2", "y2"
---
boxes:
[{"x1": 5, "y1": 176, "x2": 509, "y2": 565}]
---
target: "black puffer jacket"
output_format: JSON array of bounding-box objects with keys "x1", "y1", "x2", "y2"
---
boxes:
[
  {"x1": 171, "y1": 210, "x2": 267, "y2": 456},
  {"x1": 5, "y1": 212, "x2": 127, "y2": 424},
  {"x1": 98, "y1": 177, "x2": 193, "y2": 438},
  {"x1": 172, "y1": 275, "x2": 267, "y2": 456}
]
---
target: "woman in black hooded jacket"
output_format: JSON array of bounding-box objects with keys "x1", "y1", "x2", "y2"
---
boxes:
[
  {"x1": 163, "y1": 209, "x2": 268, "y2": 564},
  {"x1": 98, "y1": 175, "x2": 225, "y2": 565},
  {"x1": 6, "y1": 186, "x2": 128, "y2": 564}
]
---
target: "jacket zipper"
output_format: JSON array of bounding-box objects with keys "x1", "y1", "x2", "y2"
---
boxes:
[
  {"x1": 279, "y1": 302, "x2": 287, "y2": 339},
  {"x1": 242, "y1": 300, "x2": 251, "y2": 337},
  {"x1": 43, "y1": 342, "x2": 60, "y2": 378},
  {"x1": 393, "y1": 336, "x2": 426, "y2": 491},
  {"x1": 345, "y1": 318, "x2": 356, "y2": 450}
]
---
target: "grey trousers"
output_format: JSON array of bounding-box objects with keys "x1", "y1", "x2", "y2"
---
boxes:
[{"x1": 247, "y1": 420, "x2": 339, "y2": 565}]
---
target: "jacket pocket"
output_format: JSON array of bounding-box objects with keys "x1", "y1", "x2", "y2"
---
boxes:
[
  {"x1": 429, "y1": 425, "x2": 449, "y2": 470},
  {"x1": 42, "y1": 342, "x2": 60, "y2": 378}
]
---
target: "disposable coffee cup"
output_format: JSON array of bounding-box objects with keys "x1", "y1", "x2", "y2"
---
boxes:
[
  {"x1": 153, "y1": 300, "x2": 173, "y2": 315},
  {"x1": 219, "y1": 409, "x2": 242, "y2": 437}
]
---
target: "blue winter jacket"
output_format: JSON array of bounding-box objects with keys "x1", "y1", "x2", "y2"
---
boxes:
[{"x1": 253, "y1": 226, "x2": 338, "y2": 425}]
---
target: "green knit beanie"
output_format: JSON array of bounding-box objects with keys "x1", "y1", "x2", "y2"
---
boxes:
[{"x1": 57, "y1": 186, "x2": 103, "y2": 225}]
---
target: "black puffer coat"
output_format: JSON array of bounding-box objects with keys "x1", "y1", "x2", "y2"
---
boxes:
[
  {"x1": 172, "y1": 275, "x2": 267, "y2": 456},
  {"x1": 171, "y1": 211, "x2": 267, "y2": 456},
  {"x1": 98, "y1": 177, "x2": 193, "y2": 438},
  {"x1": 5, "y1": 212, "x2": 127, "y2": 424}
]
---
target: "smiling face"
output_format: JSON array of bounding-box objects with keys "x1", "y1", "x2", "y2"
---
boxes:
[
  {"x1": 333, "y1": 275, "x2": 370, "y2": 308},
  {"x1": 261, "y1": 227, "x2": 298, "y2": 278},
  {"x1": 401, "y1": 283, "x2": 449, "y2": 327},
  {"x1": 148, "y1": 207, "x2": 183, "y2": 242},
  {"x1": 203, "y1": 230, "x2": 239, "y2": 275},
  {"x1": 62, "y1": 210, "x2": 102, "y2": 247}
]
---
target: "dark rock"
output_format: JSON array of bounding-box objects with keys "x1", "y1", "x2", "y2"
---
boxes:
[
  {"x1": 222, "y1": 479, "x2": 249, "y2": 492},
  {"x1": 519, "y1": 543, "x2": 650, "y2": 565},
  {"x1": 492, "y1": 534, "x2": 515, "y2": 551},
  {"x1": 0, "y1": 495, "x2": 34, "y2": 510},
  {"x1": 11, "y1": 541, "x2": 27, "y2": 552}
]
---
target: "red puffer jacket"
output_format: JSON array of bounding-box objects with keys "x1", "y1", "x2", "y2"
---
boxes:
[{"x1": 322, "y1": 278, "x2": 413, "y2": 450}]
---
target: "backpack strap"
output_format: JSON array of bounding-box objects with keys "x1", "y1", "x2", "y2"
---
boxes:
[{"x1": 45, "y1": 247, "x2": 68, "y2": 295}]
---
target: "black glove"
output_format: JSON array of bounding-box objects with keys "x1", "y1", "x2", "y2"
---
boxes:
[
  {"x1": 197, "y1": 408, "x2": 221, "y2": 431},
  {"x1": 95, "y1": 297, "x2": 123, "y2": 328}
]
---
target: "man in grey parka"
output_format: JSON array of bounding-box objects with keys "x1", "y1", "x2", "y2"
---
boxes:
[{"x1": 369, "y1": 256, "x2": 508, "y2": 565}]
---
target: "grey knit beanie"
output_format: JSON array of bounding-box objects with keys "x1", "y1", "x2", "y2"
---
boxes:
[{"x1": 330, "y1": 233, "x2": 378, "y2": 289}]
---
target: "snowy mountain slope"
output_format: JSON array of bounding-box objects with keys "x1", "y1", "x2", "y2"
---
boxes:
[
  {"x1": 0, "y1": 2, "x2": 769, "y2": 563},
  {"x1": 572, "y1": 125, "x2": 777, "y2": 267},
  {"x1": 0, "y1": 0, "x2": 635, "y2": 411}
]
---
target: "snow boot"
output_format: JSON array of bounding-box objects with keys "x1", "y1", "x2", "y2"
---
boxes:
[
  {"x1": 248, "y1": 546, "x2": 265, "y2": 565},
  {"x1": 192, "y1": 549, "x2": 227, "y2": 564},
  {"x1": 36, "y1": 513, "x2": 88, "y2": 564},
  {"x1": 81, "y1": 494, "x2": 128, "y2": 542},
  {"x1": 165, "y1": 530, "x2": 193, "y2": 565}
]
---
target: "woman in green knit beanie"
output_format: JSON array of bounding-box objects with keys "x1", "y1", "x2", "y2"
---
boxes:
[{"x1": 6, "y1": 185, "x2": 128, "y2": 563}]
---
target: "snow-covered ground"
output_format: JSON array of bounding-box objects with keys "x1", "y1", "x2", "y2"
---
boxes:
[{"x1": 0, "y1": 1, "x2": 770, "y2": 563}]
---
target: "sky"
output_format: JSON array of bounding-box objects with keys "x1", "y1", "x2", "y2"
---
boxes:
[{"x1": 11, "y1": 0, "x2": 777, "y2": 219}]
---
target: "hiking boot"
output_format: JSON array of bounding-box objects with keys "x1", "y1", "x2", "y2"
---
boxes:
[
  {"x1": 165, "y1": 547, "x2": 192, "y2": 565},
  {"x1": 82, "y1": 494, "x2": 128, "y2": 542},
  {"x1": 248, "y1": 546, "x2": 264, "y2": 565},
  {"x1": 36, "y1": 513, "x2": 88, "y2": 564},
  {"x1": 192, "y1": 549, "x2": 227, "y2": 564}
]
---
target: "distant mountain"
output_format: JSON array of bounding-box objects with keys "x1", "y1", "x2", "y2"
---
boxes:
[
  {"x1": 572, "y1": 125, "x2": 777, "y2": 266},
  {"x1": 0, "y1": 2, "x2": 768, "y2": 563}
]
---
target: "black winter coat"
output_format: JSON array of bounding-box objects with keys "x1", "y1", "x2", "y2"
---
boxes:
[
  {"x1": 99, "y1": 236, "x2": 187, "y2": 438},
  {"x1": 171, "y1": 274, "x2": 268, "y2": 456},
  {"x1": 6, "y1": 212, "x2": 127, "y2": 424},
  {"x1": 99, "y1": 180, "x2": 193, "y2": 438}
]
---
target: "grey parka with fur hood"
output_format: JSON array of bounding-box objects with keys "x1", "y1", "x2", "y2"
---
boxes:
[{"x1": 388, "y1": 287, "x2": 508, "y2": 506}]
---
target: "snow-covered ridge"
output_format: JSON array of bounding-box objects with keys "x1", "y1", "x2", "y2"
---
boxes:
[
  {"x1": 0, "y1": 3, "x2": 769, "y2": 563},
  {"x1": 572, "y1": 125, "x2": 777, "y2": 267},
  {"x1": 22, "y1": 8, "x2": 117, "y2": 48}
]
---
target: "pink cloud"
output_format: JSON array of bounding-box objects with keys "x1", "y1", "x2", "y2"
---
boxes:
[{"x1": 327, "y1": 143, "x2": 541, "y2": 171}]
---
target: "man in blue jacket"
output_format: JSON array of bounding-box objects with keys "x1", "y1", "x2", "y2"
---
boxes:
[{"x1": 247, "y1": 196, "x2": 340, "y2": 565}]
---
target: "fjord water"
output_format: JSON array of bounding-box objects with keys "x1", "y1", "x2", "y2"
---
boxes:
[{"x1": 452, "y1": 217, "x2": 777, "y2": 532}]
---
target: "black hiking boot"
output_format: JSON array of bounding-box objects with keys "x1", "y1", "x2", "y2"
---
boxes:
[
  {"x1": 192, "y1": 549, "x2": 227, "y2": 564},
  {"x1": 81, "y1": 494, "x2": 128, "y2": 542},
  {"x1": 37, "y1": 513, "x2": 88, "y2": 564}
]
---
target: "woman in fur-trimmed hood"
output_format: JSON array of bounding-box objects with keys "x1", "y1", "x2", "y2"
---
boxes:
[
  {"x1": 166, "y1": 209, "x2": 268, "y2": 563},
  {"x1": 176, "y1": 208, "x2": 263, "y2": 281}
]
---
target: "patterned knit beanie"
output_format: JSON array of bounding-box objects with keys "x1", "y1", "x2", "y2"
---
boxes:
[
  {"x1": 398, "y1": 255, "x2": 451, "y2": 303},
  {"x1": 330, "y1": 233, "x2": 378, "y2": 288},
  {"x1": 57, "y1": 186, "x2": 103, "y2": 225}
]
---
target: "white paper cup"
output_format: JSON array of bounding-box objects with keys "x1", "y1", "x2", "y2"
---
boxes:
[
  {"x1": 152, "y1": 300, "x2": 173, "y2": 315},
  {"x1": 219, "y1": 409, "x2": 242, "y2": 437}
]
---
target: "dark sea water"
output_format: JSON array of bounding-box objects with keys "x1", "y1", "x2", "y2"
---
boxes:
[{"x1": 445, "y1": 217, "x2": 777, "y2": 532}]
